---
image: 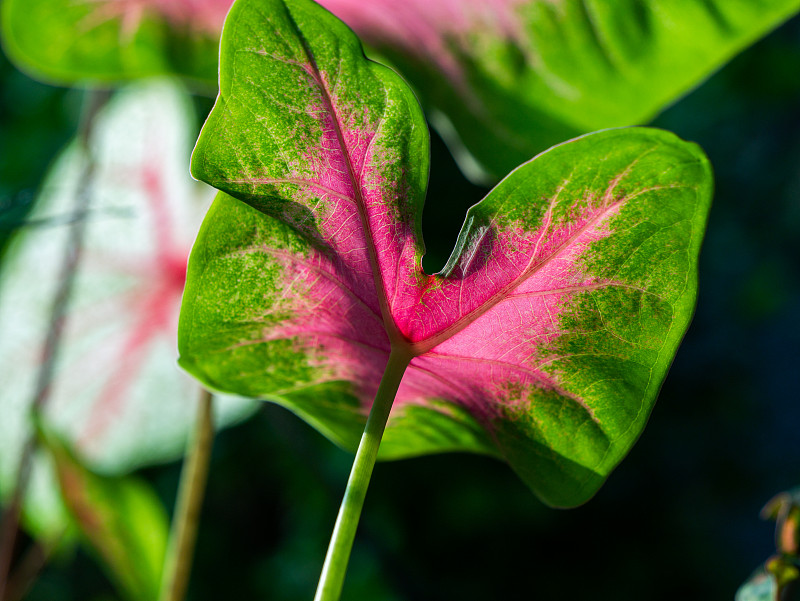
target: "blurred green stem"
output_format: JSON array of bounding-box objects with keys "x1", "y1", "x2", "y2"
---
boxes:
[
  {"x1": 158, "y1": 388, "x2": 215, "y2": 601},
  {"x1": 314, "y1": 348, "x2": 411, "y2": 601}
]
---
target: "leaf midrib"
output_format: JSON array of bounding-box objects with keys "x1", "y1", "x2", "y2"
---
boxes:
[
  {"x1": 408, "y1": 196, "x2": 626, "y2": 356},
  {"x1": 286, "y1": 5, "x2": 402, "y2": 346}
]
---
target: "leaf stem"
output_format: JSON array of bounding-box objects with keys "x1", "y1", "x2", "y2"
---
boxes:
[
  {"x1": 158, "y1": 388, "x2": 215, "y2": 601},
  {"x1": 314, "y1": 347, "x2": 411, "y2": 601}
]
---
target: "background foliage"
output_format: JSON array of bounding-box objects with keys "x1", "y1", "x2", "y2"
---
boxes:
[{"x1": 1, "y1": 8, "x2": 799, "y2": 601}]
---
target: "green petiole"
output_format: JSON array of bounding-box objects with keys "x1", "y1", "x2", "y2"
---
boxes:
[{"x1": 314, "y1": 348, "x2": 412, "y2": 601}]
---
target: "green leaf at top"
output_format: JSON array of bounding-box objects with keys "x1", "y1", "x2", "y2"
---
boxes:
[
  {"x1": 0, "y1": 0, "x2": 231, "y2": 88},
  {"x1": 5, "y1": 0, "x2": 795, "y2": 183},
  {"x1": 318, "y1": 0, "x2": 799, "y2": 180},
  {"x1": 179, "y1": 0, "x2": 713, "y2": 507}
]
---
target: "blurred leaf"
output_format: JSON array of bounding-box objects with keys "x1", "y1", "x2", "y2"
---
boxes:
[
  {"x1": 737, "y1": 568, "x2": 779, "y2": 601},
  {"x1": 317, "y1": 0, "x2": 800, "y2": 180},
  {"x1": 763, "y1": 492, "x2": 795, "y2": 521},
  {"x1": 0, "y1": 79, "x2": 256, "y2": 542},
  {"x1": 767, "y1": 556, "x2": 800, "y2": 591},
  {"x1": 740, "y1": 489, "x2": 800, "y2": 601},
  {"x1": 3, "y1": 0, "x2": 797, "y2": 183},
  {"x1": 781, "y1": 510, "x2": 800, "y2": 556},
  {"x1": 38, "y1": 423, "x2": 168, "y2": 601},
  {"x1": 179, "y1": 0, "x2": 713, "y2": 507},
  {"x1": 0, "y1": 51, "x2": 77, "y2": 266},
  {"x1": 762, "y1": 489, "x2": 800, "y2": 556},
  {"x1": 0, "y1": 0, "x2": 231, "y2": 89}
]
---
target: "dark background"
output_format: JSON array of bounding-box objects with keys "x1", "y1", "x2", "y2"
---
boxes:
[{"x1": 2, "y1": 11, "x2": 800, "y2": 601}]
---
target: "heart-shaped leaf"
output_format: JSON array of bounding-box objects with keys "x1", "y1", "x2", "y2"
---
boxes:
[
  {"x1": 180, "y1": 0, "x2": 713, "y2": 507},
  {"x1": 317, "y1": 0, "x2": 799, "y2": 179},
  {"x1": 0, "y1": 0, "x2": 231, "y2": 87},
  {"x1": 0, "y1": 80, "x2": 255, "y2": 541}
]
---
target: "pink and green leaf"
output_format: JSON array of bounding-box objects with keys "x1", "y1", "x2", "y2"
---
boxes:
[
  {"x1": 3, "y1": 0, "x2": 797, "y2": 184},
  {"x1": 180, "y1": 0, "x2": 713, "y2": 507}
]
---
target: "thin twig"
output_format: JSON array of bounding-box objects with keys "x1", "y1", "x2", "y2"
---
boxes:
[{"x1": 0, "y1": 89, "x2": 110, "y2": 601}]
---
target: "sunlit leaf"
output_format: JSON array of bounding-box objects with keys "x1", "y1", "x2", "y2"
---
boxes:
[
  {"x1": 3, "y1": 0, "x2": 796, "y2": 183},
  {"x1": 179, "y1": 0, "x2": 713, "y2": 507},
  {"x1": 317, "y1": 0, "x2": 800, "y2": 179}
]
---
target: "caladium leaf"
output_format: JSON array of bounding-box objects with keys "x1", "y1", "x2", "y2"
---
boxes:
[
  {"x1": 0, "y1": 0, "x2": 231, "y2": 87},
  {"x1": 180, "y1": 0, "x2": 713, "y2": 507},
  {"x1": 0, "y1": 80, "x2": 255, "y2": 540},
  {"x1": 316, "y1": 0, "x2": 800, "y2": 180},
  {"x1": 38, "y1": 424, "x2": 169, "y2": 601},
  {"x1": 4, "y1": 0, "x2": 796, "y2": 183}
]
